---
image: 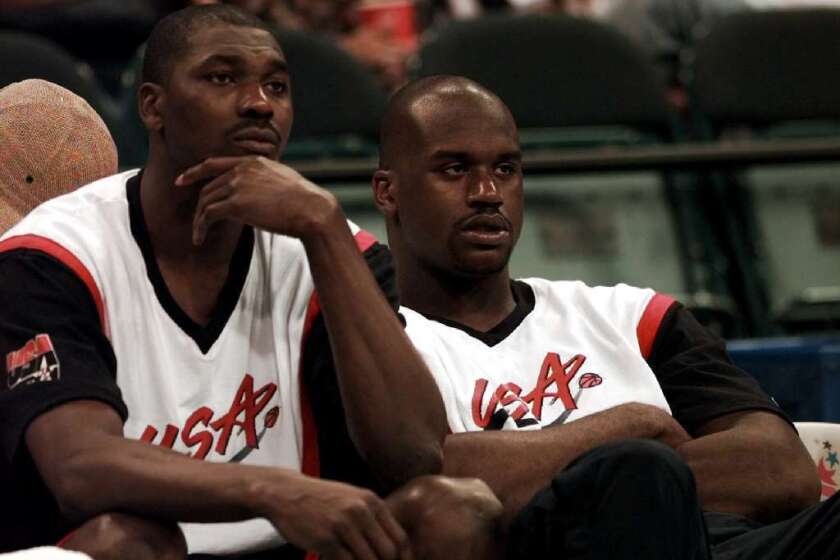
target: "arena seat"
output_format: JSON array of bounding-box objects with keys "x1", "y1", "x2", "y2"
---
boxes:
[
  {"x1": 795, "y1": 422, "x2": 840, "y2": 501},
  {"x1": 417, "y1": 14, "x2": 671, "y2": 136},
  {"x1": 692, "y1": 9, "x2": 840, "y2": 335},
  {"x1": 0, "y1": 30, "x2": 113, "y2": 123},
  {"x1": 273, "y1": 27, "x2": 387, "y2": 160}
]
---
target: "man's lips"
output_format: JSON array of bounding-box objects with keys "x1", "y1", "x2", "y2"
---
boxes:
[
  {"x1": 232, "y1": 127, "x2": 280, "y2": 144},
  {"x1": 458, "y1": 214, "x2": 511, "y2": 245},
  {"x1": 231, "y1": 128, "x2": 280, "y2": 156}
]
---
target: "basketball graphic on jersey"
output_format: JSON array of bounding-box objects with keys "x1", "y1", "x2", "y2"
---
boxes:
[{"x1": 578, "y1": 372, "x2": 603, "y2": 388}]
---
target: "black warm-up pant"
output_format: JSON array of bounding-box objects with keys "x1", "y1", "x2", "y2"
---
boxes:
[
  {"x1": 506, "y1": 438, "x2": 711, "y2": 560},
  {"x1": 707, "y1": 491, "x2": 840, "y2": 560},
  {"x1": 506, "y1": 438, "x2": 840, "y2": 560}
]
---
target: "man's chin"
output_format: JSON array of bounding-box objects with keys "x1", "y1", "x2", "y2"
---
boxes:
[
  {"x1": 453, "y1": 254, "x2": 511, "y2": 278},
  {"x1": 228, "y1": 140, "x2": 283, "y2": 160}
]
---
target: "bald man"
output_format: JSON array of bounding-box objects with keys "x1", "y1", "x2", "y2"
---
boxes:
[{"x1": 372, "y1": 76, "x2": 840, "y2": 560}]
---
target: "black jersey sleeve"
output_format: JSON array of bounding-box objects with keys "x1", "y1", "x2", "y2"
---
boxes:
[
  {"x1": 301, "y1": 241, "x2": 396, "y2": 495},
  {"x1": 0, "y1": 249, "x2": 127, "y2": 468},
  {"x1": 647, "y1": 302, "x2": 790, "y2": 436}
]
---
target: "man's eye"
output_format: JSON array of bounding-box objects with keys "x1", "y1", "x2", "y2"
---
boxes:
[
  {"x1": 266, "y1": 81, "x2": 288, "y2": 95},
  {"x1": 207, "y1": 73, "x2": 233, "y2": 85},
  {"x1": 496, "y1": 163, "x2": 518, "y2": 175},
  {"x1": 442, "y1": 164, "x2": 466, "y2": 176}
]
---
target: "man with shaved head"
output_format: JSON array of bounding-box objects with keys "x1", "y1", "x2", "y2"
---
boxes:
[{"x1": 373, "y1": 76, "x2": 840, "y2": 559}]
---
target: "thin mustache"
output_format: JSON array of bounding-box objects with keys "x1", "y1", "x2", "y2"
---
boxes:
[
  {"x1": 227, "y1": 121, "x2": 281, "y2": 142},
  {"x1": 457, "y1": 211, "x2": 512, "y2": 231}
]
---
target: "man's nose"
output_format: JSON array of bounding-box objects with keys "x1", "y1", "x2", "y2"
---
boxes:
[
  {"x1": 238, "y1": 82, "x2": 274, "y2": 118},
  {"x1": 468, "y1": 170, "x2": 503, "y2": 206}
]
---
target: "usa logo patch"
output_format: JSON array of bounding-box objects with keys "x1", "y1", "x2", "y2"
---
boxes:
[{"x1": 5, "y1": 334, "x2": 60, "y2": 390}]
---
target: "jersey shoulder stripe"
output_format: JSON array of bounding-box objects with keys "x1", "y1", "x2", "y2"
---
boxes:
[{"x1": 637, "y1": 293, "x2": 676, "y2": 360}]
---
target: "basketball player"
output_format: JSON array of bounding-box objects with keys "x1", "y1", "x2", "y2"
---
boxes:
[
  {"x1": 0, "y1": 7, "x2": 501, "y2": 559},
  {"x1": 372, "y1": 75, "x2": 840, "y2": 559}
]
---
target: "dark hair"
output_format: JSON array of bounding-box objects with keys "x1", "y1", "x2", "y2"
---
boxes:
[{"x1": 142, "y1": 4, "x2": 274, "y2": 85}]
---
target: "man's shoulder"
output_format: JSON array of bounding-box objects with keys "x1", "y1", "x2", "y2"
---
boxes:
[
  {"x1": 518, "y1": 278, "x2": 657, "y2": 305},
  {"x1": 0, "y1": 170, "x2": 140, "y2": 295},
  {"x1": 518, "y1": 278, "x2": 666, "y2": 335}
]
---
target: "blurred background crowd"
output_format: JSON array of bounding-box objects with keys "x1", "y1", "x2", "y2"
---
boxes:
[{"x1": 4, "y1": 0, "x2": 840, "y2": 94}]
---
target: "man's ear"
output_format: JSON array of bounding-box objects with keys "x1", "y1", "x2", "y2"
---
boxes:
[
  {"x1": 138, "y1": 83, "x2": 164, "y2": 132},
  {"x1": 372, "y1": 169, "x2": 398, "y2": 218}
]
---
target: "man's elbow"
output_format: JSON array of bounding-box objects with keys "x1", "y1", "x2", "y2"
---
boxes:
[
  {"x1": 786, "y1": 463, "x2": 821, "y2": 512},
  {"x1": 372, "y1": 442, "x2": 444, "y2": 492},
  {"x1": 756, "y1": 452, "x2": 822, "y2": 522},
  {"x1": 45, "y1": 453, "x2": 110, "y2": 521},
  {"x1": 410, "y1": 442, "x2": 444, "y2": 477}
]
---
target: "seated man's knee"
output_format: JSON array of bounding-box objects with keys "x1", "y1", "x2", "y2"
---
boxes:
[
  {"x1": 62, "y1": 512, "x2": 186, "y2": 560},
  {"x1": 387, "y1": 475, "x2": 503, "y2": 560}
]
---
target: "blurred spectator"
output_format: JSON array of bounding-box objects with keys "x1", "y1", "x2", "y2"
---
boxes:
[
  {"x1": 0, "y1": 79, "x2": 118, "y2": 234},
  {"x1": 744, "y1": 0, "x2": 840, "y2": 6},
  {"x1": 417, "y1": 0, "x2": 563, "y2": 27},
  {"x1": 431, "y1": 0, "x2": 556, "y2": 19}
]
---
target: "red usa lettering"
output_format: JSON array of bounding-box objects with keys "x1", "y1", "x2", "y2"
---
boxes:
[
  {"x1": 472, "y1": 352, "x2": 603, "y2": 429},
  {"x1": 141, "y1": 373, "x2": 278, "y2": 460},
  {"x1": 6, "y1": 334, "x2": 55, "y2": 373}
]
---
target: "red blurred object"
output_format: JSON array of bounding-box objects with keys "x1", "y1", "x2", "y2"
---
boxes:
[{"x1": 356, "y1": 0, "x2": 417, "y2": 49}]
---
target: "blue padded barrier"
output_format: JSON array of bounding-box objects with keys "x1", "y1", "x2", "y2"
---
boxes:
[{"x1": 728, "y1": 337, "x2": 840, "y2": 422}]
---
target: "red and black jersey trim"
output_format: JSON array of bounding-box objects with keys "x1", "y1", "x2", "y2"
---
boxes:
[
  {"x1": 415, "y1": 280, "x2": 536, "y2": 347},
  {"x1": 636, "y1": 293, "x2": 677, "y2": 361},
  {"x1": 0, "y1": 235, "x2": 107, "y2": 336},
  {"x1": 126, "y1": 173, "x2": 255, "y2": 354},
  {"x1": 297, "y1": 228, "x2": 380, "y2": 480}
]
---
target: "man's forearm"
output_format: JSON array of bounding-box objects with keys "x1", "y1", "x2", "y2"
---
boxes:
[
  {"x1": 25, "y1": 400, "x2": 296, "y2": 524},
  {"x1": 302, "y1": 214, "x2": 447, "y2": 488},
  {"x1": 28, "y1": 401, "x2": 416, "y2": 557},
  {"x1": 42, "y1": 430, "x2": 284, "y2": 523},
  {"x1": 442, "y1": 402, "x2": 689, "y2": 523},
  {"x1": 676, "y1": 411, "x2": 820, "y2": 522}
]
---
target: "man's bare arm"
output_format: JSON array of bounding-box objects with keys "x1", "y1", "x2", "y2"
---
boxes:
[
  {"x1": 303, "y1": 214, "x2": 447, "y2": 487},
  {"x1": 441, "y1": 402, "x2": 690, "y2": 523},
  {"x1": 676, "y1": 410, "x2": 819, "y2": 523},
  {"x1": 26, "y1": 400, "x2": 411, "y2": 559},
  {"x1": 180, "y1": 156, "x2": 448, "y2": 488}
]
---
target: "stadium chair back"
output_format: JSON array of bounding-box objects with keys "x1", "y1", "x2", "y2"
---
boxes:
[
  {"x1": 693, "y1": 9, "x2": 840, "y2": 128},
  {"x1": 275, "y1": 27, "x2": 387, "y2": 158},
  {"x1": 417, "y1": 13, "x2": 671, "y2": 134},
  {"x1": 691, "y1": 9, "x2": 840, "y2": 334},
  {"x1": 0, "y1": 31, "x2": 111, "y2": 121}
]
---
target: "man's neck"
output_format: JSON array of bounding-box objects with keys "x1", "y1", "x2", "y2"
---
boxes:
[
  {"x1": 140, "y1": 159, "x2": 242, "y2": 268},
  {"x1": 399, "y1": 266, "x2": 516, "y2": 333}
]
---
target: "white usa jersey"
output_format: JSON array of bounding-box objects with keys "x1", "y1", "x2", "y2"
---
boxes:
[
  {"x1": 401, "y1": 279, "x2": 675, "y2": 433},
  {"x1": 0, "y1": 170, "x2": 375, "y2": 555}
]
